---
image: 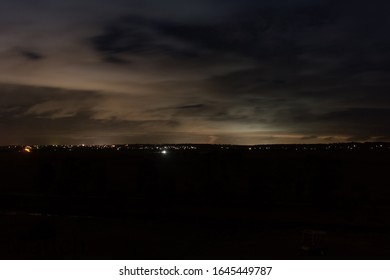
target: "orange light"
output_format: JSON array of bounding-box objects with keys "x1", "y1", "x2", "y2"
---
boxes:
[{"x1": 24, "y1": 146, "x2": 32, "y2": 153}]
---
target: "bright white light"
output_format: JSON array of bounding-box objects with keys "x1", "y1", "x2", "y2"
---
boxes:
[{"x1": 161, "y1": 150, "x2": 167, "y2": 154}]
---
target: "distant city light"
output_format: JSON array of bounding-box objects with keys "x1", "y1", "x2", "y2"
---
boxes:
[{"x1": 0, "y1": 143, "x2": 384, "y2": 154}]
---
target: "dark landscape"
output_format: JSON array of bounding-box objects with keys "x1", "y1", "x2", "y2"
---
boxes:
[{"x1": 0, "y1": 143, "x2": 389, "y2": 259}]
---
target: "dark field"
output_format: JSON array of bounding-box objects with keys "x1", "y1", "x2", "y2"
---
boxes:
[{"x1": 0, "y1": 145, "x2": 389, "y2": 259}]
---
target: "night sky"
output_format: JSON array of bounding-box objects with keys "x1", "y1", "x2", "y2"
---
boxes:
[{"x1": 1, "y1": 0, "x2": 389, "y2": 145}]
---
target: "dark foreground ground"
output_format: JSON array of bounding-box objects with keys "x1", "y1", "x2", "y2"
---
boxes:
[{"x1": 0, "y1": 145, "x2": 389, "y2": 259}]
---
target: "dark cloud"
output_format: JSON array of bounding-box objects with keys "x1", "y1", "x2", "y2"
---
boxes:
[
  {"x1": 89, "y1": 0, "x2": 390, "y2": 80},
  {"x1": 103, "y1": 55, "x2": 129, "y2": 65},
  {"x1": 90, "y1": 5, "x2": 334, "y2": 63},
  {"x1": 177, "y1": 104, "x2": 205, "y2": 110},
  {"x1": 301, "y1": 135, "x2": 318, "y2": 140},
  {"x1": 20, "y1": 51, "x2": 44, "y2": 60},
  {"x1": 89, "y1": 16, "x2": 205, "y2": 64}
]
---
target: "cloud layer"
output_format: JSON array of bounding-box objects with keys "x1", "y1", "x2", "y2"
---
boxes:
[{"x1": 0, "y1": 0, "x2": 389, "y2": 144}]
